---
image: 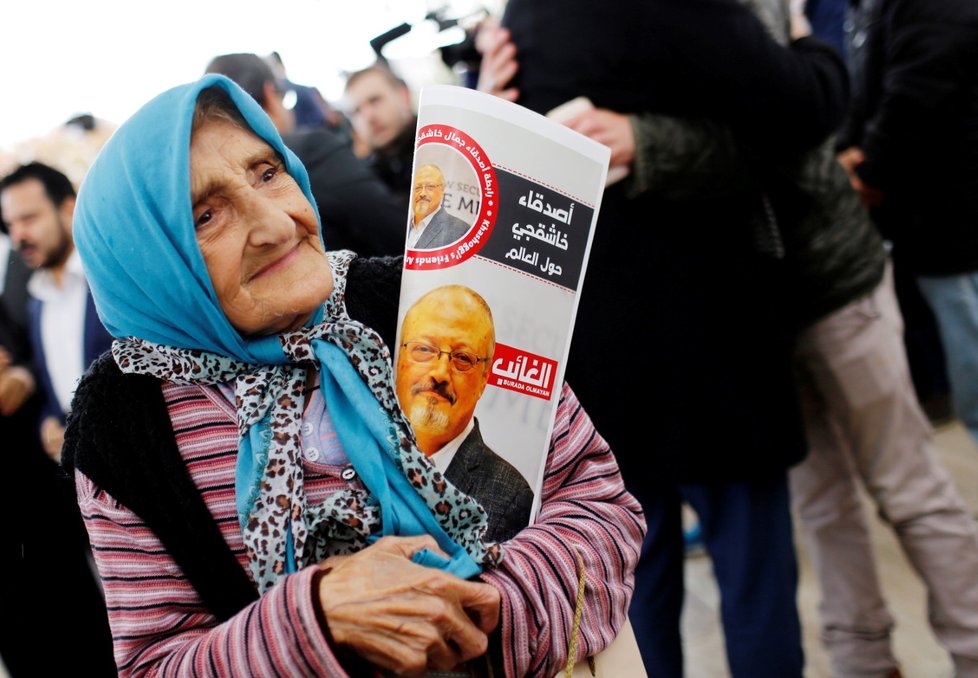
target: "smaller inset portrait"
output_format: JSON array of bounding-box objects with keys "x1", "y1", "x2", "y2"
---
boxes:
[{"x1": 407, "y1": 154, "x2": 478, "y2": 250}]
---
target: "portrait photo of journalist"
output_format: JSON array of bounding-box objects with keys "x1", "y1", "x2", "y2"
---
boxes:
[
  {"x1": 396, "y1": 285, "x2": 534, "y2": 542},
  {"x1": 407, "y1": 163, "x2": 471, "y2": 250}
]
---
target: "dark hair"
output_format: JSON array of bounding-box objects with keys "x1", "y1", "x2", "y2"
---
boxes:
[
  {"x1": 343, "y1": 63, "x2": 408, "y2": 93},
  {"x1": 204, "y1": 52, "x2": 279, "y2": 106},
  {"x1": 0, "y1": 162, "x2": 76, "y2": 234}
]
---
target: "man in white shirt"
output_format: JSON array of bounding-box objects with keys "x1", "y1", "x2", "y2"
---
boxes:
[{"x1": 0, "y1": 162, "x2": 112, "y2": 462}]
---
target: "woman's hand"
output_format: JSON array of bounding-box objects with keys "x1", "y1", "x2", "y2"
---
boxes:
[{"x1": 317, "y1": 535, "x2": 500, "y2": 676}]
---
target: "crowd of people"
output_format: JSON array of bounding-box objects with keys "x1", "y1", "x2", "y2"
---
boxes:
[{"x1": 1, "y1": 0, "x2": 977, "y2": 676}]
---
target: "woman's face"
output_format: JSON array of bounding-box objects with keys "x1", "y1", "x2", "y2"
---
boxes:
[{"x1": 189, "y1": 117, "x2": 333, "y2": 336}]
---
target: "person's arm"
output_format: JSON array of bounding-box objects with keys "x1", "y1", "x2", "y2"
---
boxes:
[
  {"x1": 480, "y1": 383, "x2": 646, "y2": 676},
  {"x1": 626, "y1": 113, "x2": 753, "y2": 200},
  {"x1": 75, "y1": 472, "x2": 349, "y2": 677}
]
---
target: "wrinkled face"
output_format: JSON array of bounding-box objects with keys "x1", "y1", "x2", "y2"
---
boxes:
[
  {"x1": 396, "y1": 289, "x2": 493, "y2": 454},
  {"x1": 190, "y1": 118, "x2": 333, "y2": 336},
  {"x1": 412, "y1": 165, "x2": 445, "y2": 225},
  {"x1": 1, "y1": 178, "x2": 73, "y2": 270},
  {"x1": 346, "y1": 71, "x2": 413, "y2": 150}
]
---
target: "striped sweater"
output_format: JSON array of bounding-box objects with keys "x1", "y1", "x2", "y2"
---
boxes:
[{"x1": 76, "y1": 381, "x2": 645, "y2": 677}]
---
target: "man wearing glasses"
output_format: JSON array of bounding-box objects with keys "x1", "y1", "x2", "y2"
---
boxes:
[
  {"x1": 408, "y1": 164, "x2": 471, "y2": 249},
  {"x1": 395, "y1": 284, "x2": 533, "y2": 542}
]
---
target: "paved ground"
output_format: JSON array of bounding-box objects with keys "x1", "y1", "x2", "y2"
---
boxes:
[{"x1": 682, "y1": 419, "x2": 978, "y2": 678}]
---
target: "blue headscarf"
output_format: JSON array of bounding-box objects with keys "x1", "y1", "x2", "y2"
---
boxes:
[
  {"x1": 73, "y1": 75, "x2": 493, "y2": 590},
  {"x1": 75, "y1": 74, "x2": 304, "y2": 363}
]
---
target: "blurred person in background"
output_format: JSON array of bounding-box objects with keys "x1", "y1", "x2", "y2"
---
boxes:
[
  {"x1": 519, "y1": 0, "x2": 978, "y2": 672},
  {"x1": 343, "y1": 63, "x2": 417, "y2": 210},
  {"x1": 0, "y1": 161, "x2": 115, "y2": 675},
  {"x1": 264, "y1": 50, "x2": 332, "y2": 133},
  {"x1": 836, "y1": 0, "x2": 978, "y2": 455},
  {"x1": 0, "y1": 221, "x2": 42, "y2": 677},
  {"x1": 0, "y1": 162, "x2": 112, "y2": 462}
]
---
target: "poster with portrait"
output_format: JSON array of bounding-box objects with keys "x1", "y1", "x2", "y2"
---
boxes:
[{"x1": 394, "y1": 85, "x2": 610, "y2": 533}]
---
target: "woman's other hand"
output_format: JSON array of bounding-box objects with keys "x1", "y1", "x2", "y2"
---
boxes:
[{"x1": 316, "y1": 535, "x2": 500, "y2": 676}]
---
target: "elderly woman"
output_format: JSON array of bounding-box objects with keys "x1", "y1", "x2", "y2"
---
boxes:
[{"x1": 63, "y1": 74, "x2": 644, "y2": 677}]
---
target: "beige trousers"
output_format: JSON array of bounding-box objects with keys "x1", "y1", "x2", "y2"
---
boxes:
[{"x1": 789, "y1": 264, "x2": 978, "y2": 678}]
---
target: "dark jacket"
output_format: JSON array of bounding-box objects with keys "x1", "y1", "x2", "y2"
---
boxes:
[
  {"x1": 445, "y1": 419, "x2": 534, "y2": 543},
  {"x1": 630, "y1": 116, "x2": 886, "y2": 329},
  {"x1": 364, "y1": 119, "x2": 418, "y2": 214},
  {"x1": 502, "y1": 0, "x2": 849, "y2": 482},
  {"x1": 284, "y1": 129, "x2": 406, "y2": 257},
  {"x1": 837, "y1": 0, "x2": 978, "y2": 275}
]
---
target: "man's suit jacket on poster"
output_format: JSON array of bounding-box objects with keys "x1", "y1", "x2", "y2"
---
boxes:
[
  {"x1": 413, "y1": 208, "x2": 470, "y2": 250},
  {"x1": 444, "y1": 418, "x2": 534, "y2": 543}
]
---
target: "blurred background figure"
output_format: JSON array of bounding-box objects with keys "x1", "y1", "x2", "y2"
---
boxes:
[
  {"x1": 343, "y1": 63, "x2": 418, "y2": 210},
  {"x1": 836, "y1": 0, "x2": 978, "y2": 454},
  {"x1": 0, "y1": 208, "x2": 44, "y2": 677},
  {"x1": 8, "y1": 114, "x2": 117, "y2": 192},
  {"x1": 0, "y1": 161, "x2": 115, "y2": 675},
  {"x1": 1, "y1": 162, "x2": 113, "y2": 461},
  {"x1": 206, "y1": 52, "x2": 406, "y2": 256},
  {"x1": 265, "y1": 50, "x2": 356, "y2": 145},
  {"x1": 264, "y1": 49, "x2": 331, "y2": 131},
  {"x1": 799, "y1": 0, "x2": 848, "y2": 56}
]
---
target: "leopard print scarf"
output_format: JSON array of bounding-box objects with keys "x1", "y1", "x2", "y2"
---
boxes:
[{"x1": 112, "y1": 251, "x2": 500, "y2": 592}]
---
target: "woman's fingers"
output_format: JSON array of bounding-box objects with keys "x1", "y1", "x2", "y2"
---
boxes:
[{"x1": 316, "y1": 540, "x2": 500, "y2": 671}]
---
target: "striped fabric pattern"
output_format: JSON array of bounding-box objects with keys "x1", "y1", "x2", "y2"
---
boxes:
[{"x1": 76, "y1": 381, "x2": 645, "y2": 676}]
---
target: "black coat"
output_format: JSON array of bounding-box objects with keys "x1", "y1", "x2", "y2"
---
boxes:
[
  {"x1": 837, "y1": 0, "x2": 978, "y2": 276},
  {"x1": 284, "y1": 129, "x2": 406, "y2": 257},
  {"x1": 502, "y1": 0, "x2": 850, "y2": 482}
]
